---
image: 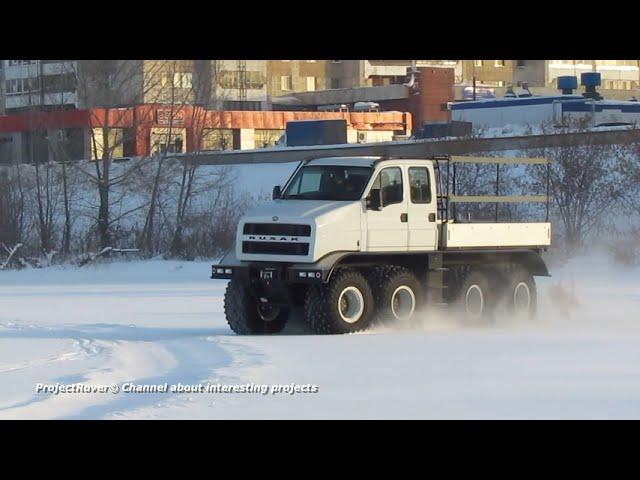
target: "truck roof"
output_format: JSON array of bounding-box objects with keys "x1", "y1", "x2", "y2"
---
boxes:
[
  {"x1": 306, "y1": 156, "x2": 380, "y2": 167},
  {"x1": 306, "y1": 156, "x2": 433, "y2": 167}
]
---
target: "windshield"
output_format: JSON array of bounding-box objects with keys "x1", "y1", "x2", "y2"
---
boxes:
[{"x1": 282, "y1": 165, "x2": 373, "y2": 201}]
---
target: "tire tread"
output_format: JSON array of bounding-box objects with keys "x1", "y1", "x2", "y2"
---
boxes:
[{"x1": 304, "y1": 268, "x2": 374, "y2": 334}]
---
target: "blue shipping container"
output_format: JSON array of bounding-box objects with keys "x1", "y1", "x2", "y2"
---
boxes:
[{"x1": 286, "y1": 120, "x2": 348, "y2": 147}]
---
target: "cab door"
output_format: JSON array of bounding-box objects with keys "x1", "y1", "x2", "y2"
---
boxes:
[
  {"x1": 407, "y1": 165, "x2": 438, "y2": 251},
  {"x1": 365, "y1": 166, "x2": 408, "y2": 251}
]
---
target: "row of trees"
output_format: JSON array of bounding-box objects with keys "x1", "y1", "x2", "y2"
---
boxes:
[
  {"x1": 3, "y1": 126, "x2": 638, "y2": 267},
  {"x1": 0, "y1": 157, "x2": 256, "y2": 267},
  {"x1": 438, "y1": 123, "x2": 640, "y2": 257}
]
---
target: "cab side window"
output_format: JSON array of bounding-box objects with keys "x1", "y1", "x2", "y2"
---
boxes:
[
  {"x1": 371, "y1": 167, "x2": 403, "y2": 206},
  {"x1": 408, "y1": 167, "x2": 431, "y2": 204}
]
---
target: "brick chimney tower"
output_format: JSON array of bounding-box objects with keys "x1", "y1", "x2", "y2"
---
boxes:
[{"x1": 413, "y1": 67, "x2": 454, "y2": 128}]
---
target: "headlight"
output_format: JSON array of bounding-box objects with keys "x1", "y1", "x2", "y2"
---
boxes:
[{"x1": 296, "y1": 270, "x2": 321, "y2": 280}]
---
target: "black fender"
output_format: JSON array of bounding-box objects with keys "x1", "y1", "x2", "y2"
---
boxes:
[
  {"x1": 289, "y1": 251, "x2": 355, "y2": 283},
  {"x1": 211, "y1": 249, "x2": 250, "y2": 280},
  {"x1": 510, "y1": 250, "x2": 550, "y2": 277},
  {"x1": 290, "y1": 251, "x2": 432, "y2": 283},
  {"x1": 217, "y1": 249, "x2": 245, "y2": 267}
]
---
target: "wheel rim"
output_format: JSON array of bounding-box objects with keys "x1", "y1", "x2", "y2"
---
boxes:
[
  {"x1": 338, "y1": 286, "x2": 365, "y2": 324},
  {"x1": 465, "y1": 284, "x2": 484, "y2": 319},
  {"x1": 513, "y1": 282, "x2": 531, "y2": 313},
  {"x1": 391, "y1": 285, "x2": 416, "y2": 320},
  {"x1": 257, "y1": 304, "x2": 281, "y2": 322}
]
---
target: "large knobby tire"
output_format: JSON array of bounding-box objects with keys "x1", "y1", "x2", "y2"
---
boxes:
[
  {"x1": 372, "y1": 266, "x2": 422, "y2": 326},
  {"x1": 455, "y1": 269, "x2": 497, "y2": 325},
  {"x1": 224, "y1": 278, "x2": 288, "y2": 335},
  {"x1": 507, "y1": 267, "x2": 537, "y2": 320},
  {"x1": 304, "y1": 269, "x2": 375, "y2": 334}
]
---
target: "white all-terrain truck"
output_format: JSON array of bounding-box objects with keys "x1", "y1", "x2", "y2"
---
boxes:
[{"x1": 212, "y1": 155, "x2": 551, "y2": 334}]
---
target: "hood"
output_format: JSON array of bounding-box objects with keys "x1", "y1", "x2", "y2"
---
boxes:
[
  {"x1": 238, "y1": 199, "x2": 363, "y2": 262},
  {"x1": 243, "y1": 199, "x2": 359, "y2": 221}
]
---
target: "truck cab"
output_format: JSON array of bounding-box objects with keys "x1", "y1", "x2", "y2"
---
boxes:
[{"x1": 236, "y1": 157, "x2": 440, "y2": 265}]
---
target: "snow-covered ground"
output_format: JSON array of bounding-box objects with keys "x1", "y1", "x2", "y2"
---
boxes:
[{"x1": 1, "y1": 254, "x2": 639, "y2": 419}]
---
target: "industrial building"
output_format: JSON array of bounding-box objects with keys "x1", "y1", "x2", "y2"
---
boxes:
[
  {"x1": 458, "y1": 60, "x2": 640, "y2": 100},
  {"x1": 0, "y1": 105, "x2": 411, "y2": 164},
  {"x1": 450, "y1": 73, "x2": 640, "y2": 131}
]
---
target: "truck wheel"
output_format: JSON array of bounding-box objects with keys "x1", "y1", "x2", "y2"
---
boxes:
[
  {"x1": 508, "y1": 268, "x2": 537, "y2": 320},
  {"x1": 456, "y1": 270, "x2": 496, "y2": 325},
  {"x1": 304, "y1": 269, "x2": 375, "y2": 334},
  {"x1": 373, "y1": 267, "x2": 422, "y2": 325},
  {"x1": 224, "y1": 278, "x2": 288, "y2": 335}
]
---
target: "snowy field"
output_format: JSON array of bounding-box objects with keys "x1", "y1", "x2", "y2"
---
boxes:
[{"x1": 0, "y1": 254, "x2": 639, "y2": 419}]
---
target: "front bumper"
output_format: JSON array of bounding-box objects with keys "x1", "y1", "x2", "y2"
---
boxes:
[
  {"x1": 211, "y1": 262, "x2": 326, "y2": 308},
  {"x1": 210, "y1": 262, "x2": 326, "y2": 284}
]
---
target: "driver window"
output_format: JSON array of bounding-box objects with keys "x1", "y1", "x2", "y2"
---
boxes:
[
  {"x1": 371, "y1": 167, "x2": 403, "y2": 207},
  {"x1": 299, "y1": 171, "x2": 321, "y2": 194},
  {"x1": 287, "y1": 169, "x2": 321, "y2": 195}
]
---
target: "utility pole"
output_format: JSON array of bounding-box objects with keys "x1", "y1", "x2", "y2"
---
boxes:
[
  {"x1": 237, "y1": 60, "x2": 247, "y2": 105},
  {"x1": 39, "y1": 60, "x2": 45, "y2": 107},
  {"x1": 472, "y1": 61, "x2": 477, "y2": 100}
]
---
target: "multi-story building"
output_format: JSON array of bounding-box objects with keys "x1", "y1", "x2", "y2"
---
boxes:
[
  {"x1": 266, "y1": 60, "x2": 333, "y2": 97},
  {"x1": 0, "y1": 61, "x2": 4, "y2": 115},
  {"x1": 546, "y1": 60, "x2": 639, "y2": 99},
  {"x1": 458, "y1": 60, "x2": 639, "y2": 99},
  {"x1": 75, "y1": 60, "x2": 269, "y2": 109},
  {"x1": 459, "y1": 60, "x2": 546, "y2": 88},
  {"x1": 324, "y1": 60, "x2": 459, "y2": 89},
  {"x1": 1, "y1": 60, "x2": 78, "y2": 112},
  {"x1": 1, "y1": 60, "x2": 270, "y2": 112}
]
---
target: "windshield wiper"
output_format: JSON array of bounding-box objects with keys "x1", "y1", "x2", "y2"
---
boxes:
[{"x1": 283, "y1": 192, "x2": 321, "y2": 200}]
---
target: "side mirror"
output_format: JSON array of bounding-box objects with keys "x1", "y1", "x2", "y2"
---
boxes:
[
  {"x1": 272, "y1": 185, "x2": 281, "y2": 200},
  {"x1": 366, "y1": 189, "x2": 383, "y2": 211}
]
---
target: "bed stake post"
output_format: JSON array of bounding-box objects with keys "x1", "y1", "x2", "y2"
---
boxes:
[{"x1": 546, "y1": 160, "x2": 550, "y2": 222}]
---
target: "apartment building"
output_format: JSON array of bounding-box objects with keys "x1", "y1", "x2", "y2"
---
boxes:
[
  {"x1": 324, "y1": 60, "x2": 459, "y2": 89},
  {"x1": 1, "y1": 60, "x2": 79, "y2": 112},
  {"x1": 459, "y1": 60, "x2": 545, "y2": 88},
  {"x1": 0, "y1": 61, "x2": 4, "y2": 115},
  {"x1": 1, "y1": 60, "x2": 270, "y2": 112},
  {"x1": 546, "y1": 60, "x2": 639, "y2": 98},
  {"x1": 458, "y1": 60, "x2": 639, "y2": 98},
  {"x1": 266, "y1": 60, "x2": 439, "y2": 97},
  {"x1": 267, "y1": 60, "x2": 333, "y2": 97}
]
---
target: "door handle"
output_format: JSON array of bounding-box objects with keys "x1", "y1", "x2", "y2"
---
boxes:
[
  {"x1": 428, "y1": 213, "x2": 436, "y2": 222},
  {"x1": 400, "y1": 213, "x2": 408, "y2": 223}
]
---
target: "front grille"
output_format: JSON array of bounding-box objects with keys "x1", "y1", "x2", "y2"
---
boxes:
[
  {"x1": 242, "y1": 241, "x2": 309, "y2": 256},
  {"x1": 243, "y1": 223, "x2": 311, "y2": 237}
]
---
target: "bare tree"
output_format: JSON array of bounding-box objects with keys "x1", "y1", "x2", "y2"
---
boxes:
[
  {"x1": 74, "y1": 60, "x2": 166, "y2": 251},
  {"x1": 18, "y1": 65, "x2": 61, "y2": 256},
  {"x1": 0, "y1": 166, "x2": 25, "y2": 248},
  {"x1": 447, "y1": 131, "x2": 524, "y2": 223},
  {"x1": 526, "y1": 123, "x2": 633, "y2": 253},
  {"x1": 168, "y1": 60, "x2": 232, "y2": 258},
  {"x1": 138, "y1": 60, "x2": 196, "y2": 255}
]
